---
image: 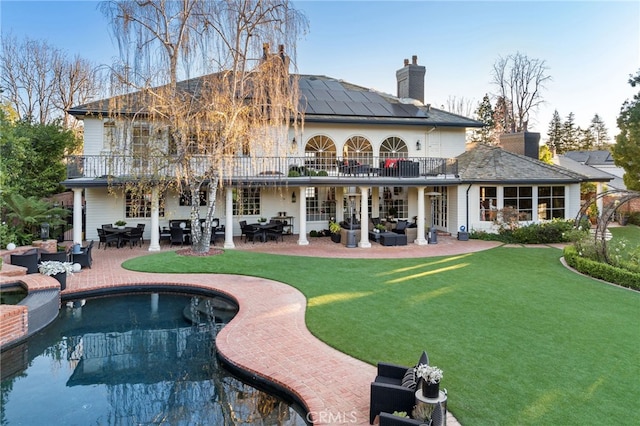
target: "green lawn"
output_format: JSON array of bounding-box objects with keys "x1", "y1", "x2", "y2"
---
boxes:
[
  {"x1": 124, "y1": 245, "x2": 640, "y2": 425},
  {"x1": 610, "y1": 223, "x2": 640, "y2": 247}
]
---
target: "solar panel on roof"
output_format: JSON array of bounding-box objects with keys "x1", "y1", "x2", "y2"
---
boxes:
[
  {"x1": 324, "y1": 80, "x2": 346, "y2": 91},
  {"x1": 344, "y1": 102, "x2": 372, "y2": 115},
  {"x1": 367, "y1": 102, "x2": 394, "y2": 116},
  {"x1": 345, "y1": 91, "x2": 368, "y2": 102},
  {"x1": 312, "y1": 90, "x2": 335, "y2": 101},
  {"x1": 326, "y1": 101, "x2": 355, "y2": 115},
  {"x1": 307, "y1": 100, "x2": 334, "y2": 115},
  {"x1": 328, "y1": 90, "x2": 351, "y2": 102}
]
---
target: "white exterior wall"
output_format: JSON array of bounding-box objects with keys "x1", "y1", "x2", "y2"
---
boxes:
[
  {"x1": 85, "y1": 187, "x2": 125, "y2": 241},
  {"x1": 297, "y1": 123, "x2": 466, "y2": 157},
  {"x1": 83, "y1": 118, "x2": 104, "y2": 155}
]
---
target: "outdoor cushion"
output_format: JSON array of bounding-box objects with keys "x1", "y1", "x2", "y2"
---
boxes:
[{"x1": 401, "y1": 368, "x2": 417, "y2": 390}]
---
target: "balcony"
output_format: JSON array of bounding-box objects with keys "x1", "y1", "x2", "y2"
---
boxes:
[{"x1": 65, "y1": 155, "x2": 459, "y2": 184}]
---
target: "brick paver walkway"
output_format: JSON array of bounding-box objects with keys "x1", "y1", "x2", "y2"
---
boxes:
[{"x1": 60, "y1": 235, "x2": 500, "y2": 425}]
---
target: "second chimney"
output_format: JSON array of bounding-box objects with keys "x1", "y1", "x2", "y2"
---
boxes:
[{"x1": 396, "y1": 55, "x2": 426, "y2": 103}]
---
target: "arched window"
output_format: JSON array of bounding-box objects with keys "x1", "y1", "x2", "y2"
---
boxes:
[
  {"x1": 380, "y1": 137, "x2": 408, "y2": 160},
  {"x1": 305, "y1": 135, "x2": 336, "y2": 171},
  {"x1": 343, "y1": 136, "x2": 373, "y2": 164}
]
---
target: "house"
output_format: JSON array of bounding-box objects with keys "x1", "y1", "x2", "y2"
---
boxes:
[{"x1": 64, "y1": 54, "x2": 609, "y2": 250}]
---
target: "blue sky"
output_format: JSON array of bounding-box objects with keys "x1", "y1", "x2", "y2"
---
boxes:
[{"x1": 2, "y1": 0, "x2": 638, "y2": 140}]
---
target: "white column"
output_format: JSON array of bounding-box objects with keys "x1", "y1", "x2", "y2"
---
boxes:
[
  {"x1": 371, "y1": 187, "x2": 380, "y2": 219},
  {"x1": 298, "y1": 187, "x2": 309, "y2": 245},
  {"x1": 415, "y1": 186, "x2": 428, "y2": 245},
  {"x1": 358, "y1": 186, "x2": 371, "y2": 248},
  {"x1": 72, "y1": 188, "x2": 83, "y2": 244},
  {"x1": 224, "y1": 187, "x2": 235, "y2": 249},
  {"x1": 148, "y1": 186, "x2": 161, "y2": 251},
  {"x1": 596, "y1": 182, "x2": 604, "y2": 220},
  {"x1": 335, "y1": 186, "x2": 344, "y2": 223}
]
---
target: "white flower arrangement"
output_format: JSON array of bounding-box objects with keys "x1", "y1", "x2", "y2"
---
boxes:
[
  {"x1": 415, "y1": 364, "x2": 443, "y2": 384},
  {"x1": 38, "y1": 260, "x2": 74, "y2": 276}
]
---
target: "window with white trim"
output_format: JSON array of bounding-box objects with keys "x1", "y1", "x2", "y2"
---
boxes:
[
  {"x1": 232, "y1": 187, "x2": 261, "y2": 216},
  {"x1": 504, "y1": 186, "x2": 533, "y2": 220},
  {"x1": 125, "y1": 190, "x2": 165, "y2": 218},
  {"x1": 538, "y1": 186, "x2": 565, "y2": 219}
]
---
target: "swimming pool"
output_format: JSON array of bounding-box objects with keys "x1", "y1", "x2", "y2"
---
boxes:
[{"x1": 0, "y1": 293, "x2": 307, "y2": 425}]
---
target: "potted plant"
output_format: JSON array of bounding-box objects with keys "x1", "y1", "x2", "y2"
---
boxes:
[
  {"x1": 415, "y1": 364, "x2": 443, "y2": 398},
  {"x1": 388, "y1": 207, "x2": 398, "y2": 221},
  {"x1": 258, "y1": 217, "x2": 267, "y2": 223},
  {"x1": 114, "y1": 220, "x2": 127, "y2": 229},
  {"x1": 375, "y1": 223, "x2": 386, "y2": 233},
  {"x1": 329, "y1": 221, "x2": 342, "y2": 243},
  {"x1": 38, "y1": 260, "x2": 74, "y2": 290}
]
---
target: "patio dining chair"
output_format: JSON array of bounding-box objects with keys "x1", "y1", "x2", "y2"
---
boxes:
[
  {"x1": 97, "y1": 228, "x2": 120, "y2": 249},
  {"x1": 121, "y1": 227, "x2": 144, "y2": 248},
  {"x1": 170, "y1": 227, "x2": 185, "y2": 246}
]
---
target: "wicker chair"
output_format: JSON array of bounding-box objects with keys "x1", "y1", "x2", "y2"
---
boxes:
[
  {"x1": 370, "y1": 351, "x2": 429, "y2": 425},
  {"x1": 40, "y1": 251, "x2": 69, "y2": 263},
  {"x1": 10, "y1": 250, "x2": 40, "y2": 274},
  {"x1": 73, "y1": 240, "x2": 94, "y2": 268},
  {"x1": 378, "y1": 402, "x2": 444, "y2": 426}
]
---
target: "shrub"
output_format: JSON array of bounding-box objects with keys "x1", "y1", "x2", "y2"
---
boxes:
[
  {"x1": 471, "y1": 219, "x2": 579, "y2": 244},
  {"x1": 317, "y1": 170, "x2": 329, "y2": 176},
  {"x1": 287, "y1": 170, "x2": 301, "y2": 177},
  {"x1": 628, "y1": 212, "x2": 640, "y2": 226},
  {"x1": 563, "y1": 245, "x2": 640, "y2": 290},
  {"x1": 309, "y1": 230, "x2": 318, "y2": 237}
]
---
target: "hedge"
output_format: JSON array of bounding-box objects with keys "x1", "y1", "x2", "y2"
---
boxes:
[{"x1": 563, "y1": 245, "x2": 640, "y2": 290}]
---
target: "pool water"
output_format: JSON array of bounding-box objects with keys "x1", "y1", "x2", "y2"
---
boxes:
[
  {"x1": 0, "y1": 286, "x2": 28, "y2": 304},
  {"x1": 0, "y1": 293, "x2": 306, "y2": 425}
]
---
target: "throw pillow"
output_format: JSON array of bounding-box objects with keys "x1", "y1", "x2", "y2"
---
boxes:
[
  {"x1": 417, "y1": 350, "x2": 429, "y2": 367},
  {"x1": 401, "y1": 368, "x2": 417, "y2": 390}
]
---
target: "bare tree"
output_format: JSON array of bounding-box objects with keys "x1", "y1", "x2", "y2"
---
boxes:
[
  {"x1": 444, "y1": 95, "x2": 475, "y2": 118},
  {"x1": 100, "y1": 0, "x2": 308, "y2": 253},
  {"x1": 0, "y1": 33, "x2": 101, "y2": 130},
  {"x1": 492, "y1": 52, "x2": 551, "y2": 133}
]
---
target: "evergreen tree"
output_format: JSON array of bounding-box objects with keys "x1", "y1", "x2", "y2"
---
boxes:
[
  {"x1": 471, "y1": 94, "x2": 495, "y2": 145},
  {"x1": 561, "y1": 112, "x2": 581, "y2": 153},
  {"x1": 546, "y1": 110, "x2": 563, "y2": 152},
  {"x1": 612, "y1": 70, "x2": 640, "y2": 191},
  {"x1": 580, "y1": 128, "x2": 596, "y2": 150},
  {"x1": 588, "y1": 114, "x2": 611, "y2": 149},
  {"x1": 493, "y1": 96, "x2": 509, "y2": 142}
]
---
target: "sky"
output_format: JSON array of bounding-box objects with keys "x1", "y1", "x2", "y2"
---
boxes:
[{"x1": 2, "y1": 0, "x2": 639, "y2": 141}]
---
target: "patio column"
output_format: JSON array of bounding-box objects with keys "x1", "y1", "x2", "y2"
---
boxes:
[
  {"x1": 335, "y1": 187, "x2": 344, "y2": 223},
  {"x1": 358, "y1": 186, "x2": 371, "y2": 248},
  {"x1": 224, "y1": 187, "x2": 235, "y2": 249},
  {"x1": 371, "y1": 187, "x2": 380, "y2": 220},
  {"x1": 72, "y1": 188, "x2": 83, "y2": 245},
  {"x1": 148, "y1": 187, "x2": 161, "y2": 251},
  {"x1": 297, "y1": 187, "x2": 309, "y2": 245},
  {"x1": 415, "y1": 186, "x2": 428, "y2": 245}
]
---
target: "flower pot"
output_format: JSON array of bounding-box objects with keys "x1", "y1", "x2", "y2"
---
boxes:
[
  {"x1": 421, "y1": 380, "x2": 440, "y2": 399},
  {"x1": 331, "y1": 233, "x2": 341, "y2": 243},
  {"x1": 52, "y1": 272, "x2": 67, "y2": 291}
]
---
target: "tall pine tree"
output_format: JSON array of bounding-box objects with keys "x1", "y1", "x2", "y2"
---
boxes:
[
  {"x1": 588, "y1": 114, "x2": 610, "y2": 149},
  {"x1": 471, "y1": 94, "x2": 496, "y2": 145},
  {"x1": 546, "y1": 110, "x2": 563, "y2": 152}
]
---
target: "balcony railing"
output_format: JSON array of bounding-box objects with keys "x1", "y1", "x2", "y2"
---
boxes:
[{"x1": 65, "y1": 155, "x2": 458, "y2": 182}]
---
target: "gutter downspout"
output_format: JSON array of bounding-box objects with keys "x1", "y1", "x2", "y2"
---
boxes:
[{"x1": 465, "y1": 184, "x2": 472, "y2": 232}]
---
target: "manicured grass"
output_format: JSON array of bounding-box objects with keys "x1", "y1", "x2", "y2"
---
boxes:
[
  {"x1": 610, "y1": 224, "x2": 640, "y2": 247},
  {"x1": 123, "y1": 246, "x2": 640, "y2": 425}
]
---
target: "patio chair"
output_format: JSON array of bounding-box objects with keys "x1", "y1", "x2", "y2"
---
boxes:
[
  {"x1": 10, "y1": 249, "x2": 40, "y2": 274},
  {"x1": 73, "y1": 240, "x2": 94, "y2": 268},
  {"x1": 121, "y1": 227, "x2": 144, "y2": 248},
  {"x1": 266, "y1": 223, "x2": 284, "y2": 242},
  {"x1": 40, "y1": 251, "x2": 69, "y2": 263},
  {"x1": 159, "y1": 227, "x2": 171, "y2": 243},
  {"x1": 393, "y1": 220, "x2": 408, "y2": 234},
  {"x1": 97, "y1": 228, "x2": 120, "y2": 249},
  {"x1": 170, "y1": 227, "x2": 185, "y2": 246},
  {"x1": 378, "y1": 402, "x2": 444, "y2": 426},
  {"x1": 241, "y1": 223, "x2": 262, "y2": 243},
  {"x1": 370, "y1": 351, "x2": 429, "y2": 424}
]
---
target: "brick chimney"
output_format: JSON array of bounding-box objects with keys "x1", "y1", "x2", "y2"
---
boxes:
[
  {"x1": 498, "y1": 132, "x2": 541, "y2": 159},
  {"x1": 396, "y1": 55, "x2": 426, "y2": 103}
]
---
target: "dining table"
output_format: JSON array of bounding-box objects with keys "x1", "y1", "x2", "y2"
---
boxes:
[
  {"x1": 103, "y1": 226, "x2": 135, "y2": 248},
  {"x1": 249, "y1": 222, "x2": 279, "y2": 242}
]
